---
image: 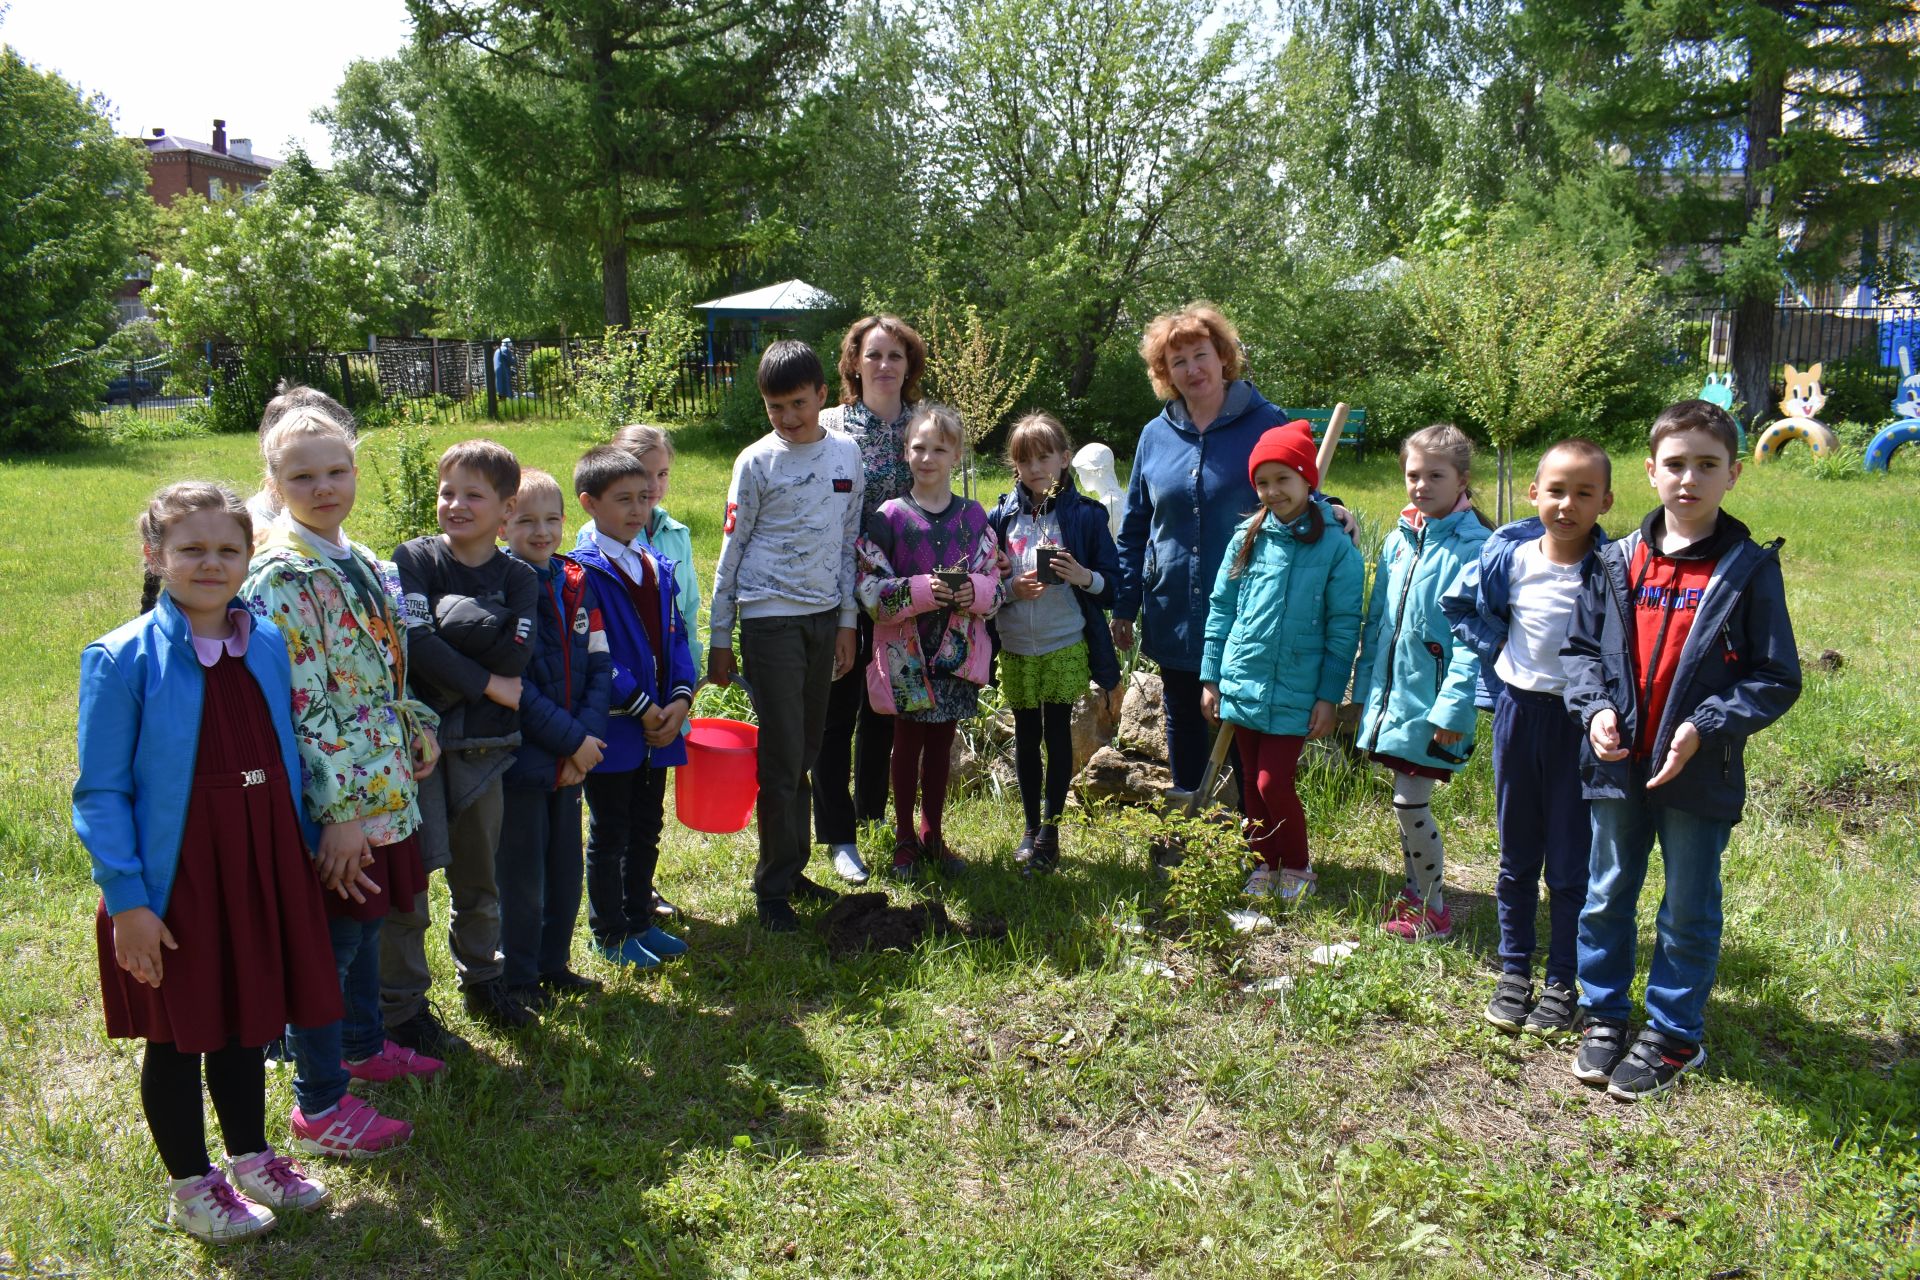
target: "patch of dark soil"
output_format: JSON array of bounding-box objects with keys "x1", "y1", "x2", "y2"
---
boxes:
[
  {"x1": 815, "y1": 891, "x2": 1007, "y2": 957},
  {"x1": 1806, "y1": 764, "x2": 1919, "y2": 833}
]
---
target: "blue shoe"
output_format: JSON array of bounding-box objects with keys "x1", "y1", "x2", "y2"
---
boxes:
[
  {"x1": 637, "y1": 926, "x2": 688, "y2": 959},
  {"x1": 592, "y1": 939, "x2": 661, "y2": 971}
]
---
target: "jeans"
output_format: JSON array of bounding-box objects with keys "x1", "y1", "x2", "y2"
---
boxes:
[
  {"x1": 741, "y1": 609, "x2": 838, "y2": 902},
  {"x1": 813, "y1": 613, "x2": 893, "y2": 844},
  {"x1": 583, "y1": 766, "x2": 666, "y2": 947},
  {"x1": 382, "y1": 766, "x2": 504, "y2": 1026},
  {"x1": 288, "y1": 914, "x2": 385, "y2": 1116},
  {"x1": 1493, "y1": 687, "x2": 1591, "y2": 987},
  {"x1": 1578, "y1": 796, "x2": 1732, "y2": 1044},
  {"x1": 1158, "y1": 666, "x2": 1244, "y2": 803},
  {"x1": 498, "y1": 782, "x2": 586, "y2": 985}
]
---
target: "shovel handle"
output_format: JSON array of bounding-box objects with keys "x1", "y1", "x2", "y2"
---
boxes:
[
  {"x1": 1315, "y1": 402, "x2": 1349, "y2": 488},
  {"x1": 1186, "y1": 720, "x2": 1236, "y2": 817}
]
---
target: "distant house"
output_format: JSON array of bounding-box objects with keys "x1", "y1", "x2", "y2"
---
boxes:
[{"x1": 116, "y1": 120, "x2": 281, "y2": 323}]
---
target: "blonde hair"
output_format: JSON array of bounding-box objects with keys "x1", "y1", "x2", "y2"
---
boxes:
[
  {"x1": 1401, "y1": 424, "x2": 1494, "y2": 528},
  {"x1": 906, "y1": 402, "x2": 964, "y2": 452},
  {"x1": 1005, "y1": 412, "x2": 1073, "y2": 466},
  {"x1": 511, "y1": 467, "x2": 564, "y2": 512},
  {"x1": 611, "y1": 423, "x2": 674, "y2": 461},
  {"x1": 261, "y1": 405, "x2": 356, "y2": 487},
  {"x1": 138, "y1": 481, "x2": 252, "y2": 613},
  {"x1": 1138, "y1": 303, "x2": 1244, "y2": 401}
]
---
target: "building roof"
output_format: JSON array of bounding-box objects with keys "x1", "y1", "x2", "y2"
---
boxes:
[
  {"x1": 695, "y1": 279, "x2": 835, "y2": 314},
  {"x1": 142, "y1": 135, "x2": 282, "y2": 170}
]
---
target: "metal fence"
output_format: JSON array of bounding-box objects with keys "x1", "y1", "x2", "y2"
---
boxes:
[{"x1": 1673, "y1": 305, "x2": 1920, "y2": 404}]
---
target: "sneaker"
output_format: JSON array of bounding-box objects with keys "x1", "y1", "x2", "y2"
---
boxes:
[
  {"x1": 1606, "y1": 1029, "x2": 1706, "y2": 1101},
  {"x1": 923, "y1": 837, "x2": 966, "y2": 877},
  {"x1": 463, "y1": 978, "x2": 538, "y2": 1030},
  {"x1": 1571, "y1": 1017, "x2": 1631, "y2": 1085},
  {"x1": 1381, "y1": 897, "x2": 1452, "y2": 942},
  {"x1": 830, "y1": 843, "x2": 871, "y2": 885},
  {"x1": 593, "y1": 937, "x2": 663, "y2": 970},
  {"x1": 1243, "y1": 865, "x2": 1278, "y2": 898},
  {"x1": 652, "y1": 892, "x2": 678, "y2": 919},
  {"x1": 539, "y1": 968, "x2": 603, "y2": 996},
  {"x1": 344, "y1": 1039, "x2": 445, "y2": 1084},
  {"x1": 889, "y1": 840, "x2": 920, "y2": 883},
  {"x1": 1522, "y1": 981, "x2": 1581, "y2": 1040},
  {"x1": 506, "y1": 982, "x2": 554, "y2": 1013},
  {"x1": 1380, "y1": 887, "x2": 1421, "y2": 922},
  {"x1": 1483, "y1": 973, "x2": 1534, "y2": 1033},
  {"x1": 757, "y1": 899, "x2": 799, "y2": 933},
  {"x1": 289, "y1": 1094, "x2": 412, "y2": 1159},
  {"x1": 1027, "y1": 825, "x2": 1061, "y2": 875},
  {"x1": 386, "y1": 1003, "x2": 470, "y2": 1058},
  {"x1": 637, "y1": 925, "x2": 689, "y2": 958},
  {"x1": 167, "y1": 1169, "x2": 276, "y2": 1244},
  {"x1": 1276, "y1": 867, "x2": 1317, "y2": 905},
  {"x1": 228, "y1": 1147, "x2": 328, "y2": 1213},
  {"x1": 1013, "y1": 828, "x2": 1037, "y2": 867},
  {"x1": 792, "y1": 875, "x2": 840, "y2": 906}
]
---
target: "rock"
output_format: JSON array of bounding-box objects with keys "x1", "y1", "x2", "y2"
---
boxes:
[
  {"x1": 1116, "y1": 671, "x2": 1168, "y2": 763},
  {"x1": 1076, "y1": 743, "x2": 1175, "y2": 805},
  {"x1": 1815, "y1": 648, "x2": 1845, "y2": 673}
]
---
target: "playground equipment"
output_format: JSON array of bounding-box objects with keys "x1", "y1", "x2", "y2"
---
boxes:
[
  {"x1": 1864, "y1": 347, "x2": 1920, "y2": 472},
  {"x1": 1698, "y1": 373, "x2": 1745, "y2": 454},
  {"x1": 1753, "y1": 363, "x2": 1838, "y2": 462}
]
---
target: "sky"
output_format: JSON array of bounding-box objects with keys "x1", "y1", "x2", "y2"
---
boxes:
[{"x1": 3, "y1": 0, "x2": 416, "y2": 166}]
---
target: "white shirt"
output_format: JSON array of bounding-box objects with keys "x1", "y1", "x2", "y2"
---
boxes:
[{"x1": 1494, "y1": 538, "x2": 1586, "y2": 694}]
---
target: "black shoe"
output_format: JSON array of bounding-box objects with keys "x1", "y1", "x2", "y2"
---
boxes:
[
  {"x1": 924, "y1": 836, "x2": 967, "y2": 877},
  {"x1": 757, "y1": 899, "x2": 800, "y2": 933},
  {"x1": 540, "y1": 968, "x2": 604, "y2": 996},
  {"x1": 1523, "y1": 980, "x2": 1581, "y2": 1039},
  {"x1": 387, "y1": 1003, "x2": 471, "y2": 1057},
  {"x1": 652, "y1": 892, "x2": 679, "y2": 919},
  {"x1": 791, "y1": 875, "x2": 839, "y2": 906},
  {"x1": 506, "y1": 982, "x2": 553, "y2": 1014},
  {"x1": 1014, "y1": 828, "x2": 1037, "y2": 866},
  {"x1": 1483, "y1": 973, "x2": 1533, "y2": 1033},
  {"x1": 1571, "y1": 1017, "x2": 1630, "y2": 1085},
  {"x1": 889, "y1": 840, "x2": 921, "y2": 884},
  {"x1": 1029, "y1": 825, "x2": 1060, "y2": 875},
  {"x1": 1606, "y1": 1029, "x2": 1705, "y2": 1101},
  {"x1": 464, "y1": 978, "x2": 538, "y2": 1030}
]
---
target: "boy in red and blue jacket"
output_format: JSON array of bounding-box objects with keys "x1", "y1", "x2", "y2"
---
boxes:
[
  {"x1": 1561, "y1": 401, "x2": 1800, "y2": 1101},
  {"x1": 571, "y1": 446, "x2": 698, "y2": 970},
  {"x1": 499, "y1": 469, "x2": 612, "y2": 1007}
]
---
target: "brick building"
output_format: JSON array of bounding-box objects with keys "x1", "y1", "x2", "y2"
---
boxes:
[{"x1": 117, "y1": 120, "x2": 281, "y2": 322}]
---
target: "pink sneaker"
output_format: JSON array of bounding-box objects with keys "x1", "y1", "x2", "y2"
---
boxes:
[
  {"x1": 345, "y1": 1039, "x2": 445, "y2": 1083},
  {"x1": 1380, "y1": 887, "x2": 1421, "y2": 922},
  {"x1": 229, "y1": 1147, "x2": 329, "y2": 1213},
  {"x1": 290, "y1": 1094, "x2": 412, "y2": 1159},
  {"x1": 166, "y1": 1168, "x2": 276, "y2": 1244},
  {"x1": 1381, "y1": 897, "x2": 1453, "y2": 942}
]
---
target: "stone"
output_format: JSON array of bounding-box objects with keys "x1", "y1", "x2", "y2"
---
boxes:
[
  {"x1": 1076, "y1": 743, "x2": 1175, "y2": 805},
  {"x1": 1116, "y1": 671, "x2": 1168, "y2": 763}
]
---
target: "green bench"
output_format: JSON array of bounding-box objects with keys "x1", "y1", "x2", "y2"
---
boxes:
[{"x1": 1281, "y1": 406, "x2": 1367, "y2": 459}]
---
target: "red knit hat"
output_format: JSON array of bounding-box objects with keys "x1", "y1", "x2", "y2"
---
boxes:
[{"x1": 1248, "y1": 420, "x2": 1318, "y2": 489}]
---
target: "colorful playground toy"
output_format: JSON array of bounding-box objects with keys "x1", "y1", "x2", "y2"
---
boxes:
[
  {"x1": 1697, "y1": 373, "x2": 1744, "y2": 453},
  {"x1": 1753, "y1": 363, "x2": 1838, "y2": 462},
  {"x1": 1864, "y1": 347, "x2": 1920, "y2": 472}
]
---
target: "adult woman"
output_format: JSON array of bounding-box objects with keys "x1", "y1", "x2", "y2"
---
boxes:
[
  {"x1": 1112, "y1": 303, "x2": 1287, "y2": 796},
  {"x1": 814, "y1": 314, "x2": 926, "y2": 883}
]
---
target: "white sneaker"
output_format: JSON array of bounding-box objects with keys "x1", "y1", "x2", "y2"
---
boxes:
[
  {"x1": 1277, "y1": 867, "x2": 1318, "y2": 905},
  {"x1": 830, "y1": 843, "x2": 870, "y2": 885},
  {"x1": 166, "y1": 1169, "x2": 276, "y2": 1244},
  {"x1": 229, "y1": 1147, "x2": 329, "y2": 1213},
  {"x1": 1243, "y1": 866, "x2": 1278, "y2": 897}
]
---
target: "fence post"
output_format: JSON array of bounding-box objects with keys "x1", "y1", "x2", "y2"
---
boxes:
[
  {"x1": 485, "y1": 339, "x2": 499, "y2": 420},
  {"x1": 431, "y1": 337, "x2": 441, "y2": 396},
  {"x1": 127, "y1": 359, "x2": 140, "y2": 410},
  {"x1": 337, "y1": 354, "x2": 354, "y2": 409}
]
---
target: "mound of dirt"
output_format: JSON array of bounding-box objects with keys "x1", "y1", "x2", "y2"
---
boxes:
[{"x1": 814, "y1": 892, "x2": 1007, "y2": 957}]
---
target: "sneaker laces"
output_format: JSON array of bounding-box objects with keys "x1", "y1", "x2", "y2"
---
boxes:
[
  {"x1": 258, "y1": 1153, "x2": 308, "y2": 1194},
  {"x1": 203, "y1": 1176, "x2": 252, "y2": 1220}
]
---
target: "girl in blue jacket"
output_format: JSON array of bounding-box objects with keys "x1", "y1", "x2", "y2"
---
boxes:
[
  {"x1": 1200, "y1": 424, "x2": 1364, "y2": 903},
  {"x1": 1355, "y1": 425, "x2": 1493, "y2": 942},
  {"x1": 75, "y1": 484, "x2": 340, "y2": 1244}
]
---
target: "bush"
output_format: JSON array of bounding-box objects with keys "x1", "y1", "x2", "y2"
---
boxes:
[
  {"x1": 366, "y1": 423, "x2": 439, "y2": 550},
  {"x1": 1060, "y1": 335, "x2": 1163, "y2": 455},
  {"x1": 718, "y1": 348, "x2": 767, "y2": 437},
  {"x1": 526, "y1": 345, "x2": 569, "y2": 397},
  {"x1": 571, "y1": 302, "x2": 701, "y2": 427},
  {"x1": 93, "y1": 406, "x2": 213, "y2": 445}
]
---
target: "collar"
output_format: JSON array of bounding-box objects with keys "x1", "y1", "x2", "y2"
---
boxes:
[
  {"x1": 191, "y1": 608, "x2": 253, "y2": 666},
  {"x1": 1401, "y1": 491, "x2": 1475, "y2": 532},
  {"x1": 1168, "y1": 379, "x2": 1254, "y2": 430},
  {"x1": 1638, "y1": 507, "x2": 1746, "y2": 561},
  {"x1": 290, "y1": 517, "x2": 352, "y2": 558}
]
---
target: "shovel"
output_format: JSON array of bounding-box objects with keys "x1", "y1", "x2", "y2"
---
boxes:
[{"x1": 1149, "y1": 718, "x2": 1236, "y2": 870}]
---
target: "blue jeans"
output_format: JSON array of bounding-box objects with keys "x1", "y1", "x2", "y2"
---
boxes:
[
  {"x1": 1493, "y1": 688, "x2": 1591, "y2": 987},
  {"x1": 498, "y1": 782, "x2": 586, "y2": 986},
  {"x1": 287, "y1": 914, "x2": 385, "y2": 1115},
  {"x1": 1578, "y1": 797, "x2": 1732, "y2": 1044}
]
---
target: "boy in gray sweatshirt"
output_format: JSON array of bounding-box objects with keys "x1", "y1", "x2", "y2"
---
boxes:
[{"x1": 709, "y1": 341, "x2": 865, "y2": 931}]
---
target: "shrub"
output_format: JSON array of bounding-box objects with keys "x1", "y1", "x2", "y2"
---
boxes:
[
  {"x1": 571, "y1": 301, "x2": 701, "y2": 427},
  {"x1": 366, "y1": 423, "x2": 440, "y2": 550},
  {"x1": 526, "y1": 345, "x2": 569, "y2": 397},
  {"x1": 718, "y1": 348, "x2": 768, "y2": 437},
  {"x1": 93, "y1": 406, "x2": 213, "y2": 445}
]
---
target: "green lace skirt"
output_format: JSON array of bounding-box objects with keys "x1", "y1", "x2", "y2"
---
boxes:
[{"x1": 999, "y1": 641, "x2": 1091, "y2": 709}]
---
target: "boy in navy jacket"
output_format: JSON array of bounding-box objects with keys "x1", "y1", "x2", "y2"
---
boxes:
[
  {"x1": 1443, "y1": 439, "x2": 1612, "y2": 1040},
  {"x1": 1560, "y1": 402, "x2": 1800, "y2": 1100},
  {"x1": 499, "y1": 469, "x2": 612, "y2": 1006},
  {"x1": 571, "y1": 446, "x2": 698, "y2": 969}
]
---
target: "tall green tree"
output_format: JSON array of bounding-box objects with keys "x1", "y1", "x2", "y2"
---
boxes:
[
  {"x1": 0, "y1": 47, "x2": 152, "y2": 449},
  {"x1": 1524, "y1": 0, "x2": 1920, "y2": 421},
  {"x1": 408, "y1": 0, "x2": 834, "y2": 329}
]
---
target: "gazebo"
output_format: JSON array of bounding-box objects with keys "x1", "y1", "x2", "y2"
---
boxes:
[{"x1": 694, "y1": 279, "x2": 836, "y2": 363}]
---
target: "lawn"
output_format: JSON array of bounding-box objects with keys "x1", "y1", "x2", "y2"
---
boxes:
[{"x1": 2, "y1": 417, "x2": 1917, "y2": 1278}]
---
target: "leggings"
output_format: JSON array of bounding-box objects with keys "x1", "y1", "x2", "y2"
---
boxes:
[
  {"x1": 1393, "y1": 772, "x2": 1446, "y2": 911},
  {"x1": 141, "y1": 1040, "x2": 267, "y2": 1180},
  {"x1": 890, "y1": 719, "x2": 957, "y2": 847},
  {"x1": 1012, "y1": 703, "x2": 1074, "y2": 830},
  {"x1": 1233, "y1": 727, "x2": 1309, "y2": 871}
]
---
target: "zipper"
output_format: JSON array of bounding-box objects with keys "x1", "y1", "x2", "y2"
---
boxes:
[
  {"x1": 1721, "y1": 741, "x2": 1731, "y2": 781},
  {"x1": 1366, "y1": 526, "x2": 1426, "y2": 753}
]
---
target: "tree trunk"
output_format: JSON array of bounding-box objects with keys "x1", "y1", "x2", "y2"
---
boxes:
[
  {"x1": 601, "y1": 235, "x2": 630, "y2": 329},
  {"x1": 1730, "y1": 46, "x2": 1786, "y2": 429},
  {"x1": 1065, "y1": 331, "x2": 1099, "y2": 401}
]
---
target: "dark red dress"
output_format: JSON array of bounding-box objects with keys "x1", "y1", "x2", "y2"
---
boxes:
[{"x1": 96, "y1": 652, "x2": 343, "y2": 1052}]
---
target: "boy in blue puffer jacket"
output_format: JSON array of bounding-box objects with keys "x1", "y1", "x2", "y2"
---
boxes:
[
  {"x1": 1355, "y1": 425, "x2": 1492, "y2": 943},
  {"x1": 499, "y1": 469, "x2": 613, "y2": 1008},
  {"x1": 1442, "y1": 440, "x2": 1613, "y2": 1038}
]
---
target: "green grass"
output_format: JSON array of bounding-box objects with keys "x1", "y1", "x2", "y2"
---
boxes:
[{"x1": 2, "y1": 421, "x2": 1918, "y2": 1277}]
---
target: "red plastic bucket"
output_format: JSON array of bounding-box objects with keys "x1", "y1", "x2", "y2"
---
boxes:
[{"x1": 675, "y1": 717, "x2": 759, "y2": 834}]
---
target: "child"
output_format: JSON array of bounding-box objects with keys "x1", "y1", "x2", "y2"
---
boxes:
[
  {"x1": 1563, "y1": 401, "x2": 1799, "y2": 1100},
  {"x1": 245, "y1": 410, "x2": 439, "y2": 1155},
  {"x1": 856, "y1": 403, "x2": 1004, "y2": 881},
  {"x1": 572, "y1": 445, "x2": 698, "y2": 965},
  {"x1": 386, "y1": 440, "x2": 539, "y2": 1035},
  {"x1": 1443, "y1": 439, "x2": 1614, "y2": 1036},
  {"x1": 244, "y1": 382, "x2": 356, "y2": 535},
  {"x1": 1354, "y1": 423, "x2": 1493, "y2": 941},
  {"x1": 985, "y1": 412, "x2": 1122, "y2": 874},
  {"x1": 78, "y1": 484, "x2": 339, "y2": 1243},
  {"x1": 709, "y1": 340, "x2": 865, "y2": 931},
  {"x1": 500, "y1": 468, "x2": 613, "y2": 1005},
  {"x1": 1199, "y1": 423, "x2": 1364, "y2": 901}
]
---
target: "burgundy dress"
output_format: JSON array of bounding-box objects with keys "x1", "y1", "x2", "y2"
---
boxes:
[{"x1": 96, "y1": 651, "x2": 343, "y2": 1052}]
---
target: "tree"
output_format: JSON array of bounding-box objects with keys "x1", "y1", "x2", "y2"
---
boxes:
[
  {"x1": 0, "y1": 46, "x2": 152, "y2": 449},
  {"x1": 408, "y1": 0, "x2": 834, "y2": 329},
  {"x1": 1522, "y1": 0, "x2": 1920, "y2": 421}
]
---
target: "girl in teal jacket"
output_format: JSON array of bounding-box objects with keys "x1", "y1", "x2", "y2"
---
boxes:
[
  {"x1": 1355, "y1": 425, "x2": 1493, "y2": 942},
  {"x1": 1201, "y1": 424, "x2": 1364, "y2": 904}
]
